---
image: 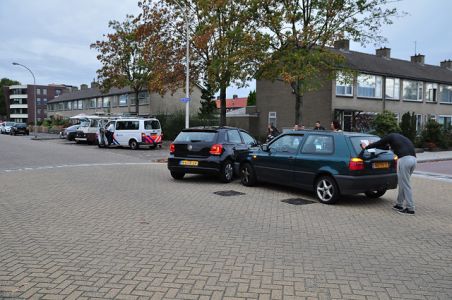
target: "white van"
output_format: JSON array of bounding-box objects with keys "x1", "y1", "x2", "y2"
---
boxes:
[
  {"x1": 75, "y1": 116, "x2": 109, "y2": 144},
  {"x1": 98, "y1": 117, "x2": 162, "y2": 149}
]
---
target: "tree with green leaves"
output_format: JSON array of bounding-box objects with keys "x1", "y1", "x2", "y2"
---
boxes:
[
  {"x1": 400, "y1": 112, "x2": 417, "y2": 143},
  {"x1": 0, "y1": 78, "x2": 20, "y2": 118},
  {"x1": 247, "y1": 90, "x2": 256, "y2": 106},
  {"x1": 91, "y1": 3, "x2": 185, "y2": 116},
  {"x1": 198, "y1": 82, "x2": 217, "y2": 120},
  {"x1": 372, "y1": 110, "x2": 400, "y2": 137},
  {"x1": 256, "y1": 0, "x2": 401, "y2": 124},
  {"x1": 139, "y1": 0, "x2": 269, "y2": 126}
]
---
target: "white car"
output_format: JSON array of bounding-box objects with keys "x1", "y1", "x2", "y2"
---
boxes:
[
  {"x1": 1, "y1": 122, "x2": 15, "y2": 134},
  {"x1": 98, "y1": 117, "x2": 162, "y2": 149}
]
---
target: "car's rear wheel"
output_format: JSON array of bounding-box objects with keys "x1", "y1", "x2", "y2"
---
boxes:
[
  {"x1": 170, "y1": 171, "x2": 185, "y2": 180},
  {"x1": 365, "y1": 189, "x2": 387, "y2": 199},
  {"x1": 219, "y1": 160, "x2": 234, "y2": 183},
  {"x1": 315, "y1": 175, "x2": 340, "y2": 204},
  {"x1": 129, "y1": 139, "x2": 139, "y2": 150},
  {"x1": 240, "y1": 163, "x2": 257, "y2": 186}
]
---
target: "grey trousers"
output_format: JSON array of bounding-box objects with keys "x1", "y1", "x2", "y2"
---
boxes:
[{"x1": 397, "y1": 155, "x2": 417, "y2": 210}]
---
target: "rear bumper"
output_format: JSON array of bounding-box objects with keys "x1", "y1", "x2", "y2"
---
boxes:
[
  {"x1": 335, "y1": 173, "x2": 398, "y2": 195},
  {"x1": 167, "y1": 156, "x2": 222, "y2": 175}
]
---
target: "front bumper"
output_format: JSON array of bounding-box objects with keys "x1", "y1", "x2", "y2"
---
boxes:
[{"x1": 335, "y1": 173, "x2": 398, "y2": 195}]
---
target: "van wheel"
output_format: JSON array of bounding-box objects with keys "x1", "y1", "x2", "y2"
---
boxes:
[
  {"x1": 170, "y1": 171, "x2": 185, "y2": 180},
  {"x1": 240, "y1": 163, "x2": 257, "y2": 186},
  {"x1": 129, "y1": 139, "x2": 139, "y2": 150},
  {"x1": 365, "y1": 189, "x2": 387, "y2": 199},
  {"x1": 219, "y1": 160, "x2": 234, "y2": 183},
  {"x1": 315, "y1": 175, "x2": 340, "y2": 204}
]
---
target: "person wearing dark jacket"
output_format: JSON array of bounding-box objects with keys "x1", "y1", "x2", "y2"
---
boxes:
[{"x1": 363, "y1": 133, "x2": 417, "y2": 215}]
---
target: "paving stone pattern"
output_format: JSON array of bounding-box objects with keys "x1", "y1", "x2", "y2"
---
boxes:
[{"x1": 0, "y1": 164, "x2": 451, "y2": 299}]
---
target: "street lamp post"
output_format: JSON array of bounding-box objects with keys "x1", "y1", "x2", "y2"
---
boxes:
[
  {"x1": 12, "y1": 62, "x2": 37, "y2": 138},
  {"x1": 175, "y1": 1, "x2": 190, "y2": 128}
]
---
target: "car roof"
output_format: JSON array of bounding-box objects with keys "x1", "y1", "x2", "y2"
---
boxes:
[
  {"x1": 182, "y1": 126, "x2": 242, "y2": 132},
  {"x1": 284, "y1": 130, "x2": 377, "y2": 137}
]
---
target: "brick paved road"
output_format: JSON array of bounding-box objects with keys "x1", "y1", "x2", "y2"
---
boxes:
[{"x1": 1, "y1": 135, "x2": 452, "y2": 299}]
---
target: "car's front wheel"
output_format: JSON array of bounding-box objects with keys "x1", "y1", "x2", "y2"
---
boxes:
[
  {"x1": 315, "y1": 175, "x2": 340, "y2": 204},
  {"x1": 219, "y1": 160, "x2": 234, "y2": 183},
  {"x1": 170, "y1": 171, "x2": 185, "y2": 180},
  {"x1": 240, "y1": 163, "x2": 257, "y2": 186},
  {"x1": 365, "y1": 189, "x2": 387, "y2": 199}
]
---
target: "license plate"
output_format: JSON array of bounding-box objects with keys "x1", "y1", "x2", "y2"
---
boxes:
[
  {"x1": 179, "y1": 160, "x2": 198, "y2": 166},
  {"x1": 373, "y1": 162, "x2": 389, "y2": 169},
  {"x1": 151, "y1": 134, "x2": 157, "y2": 138}
]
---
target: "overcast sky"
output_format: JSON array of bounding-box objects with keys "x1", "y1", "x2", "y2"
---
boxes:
[{"x1": 1, "y1": 0, "x2": 451, "y2": 98}]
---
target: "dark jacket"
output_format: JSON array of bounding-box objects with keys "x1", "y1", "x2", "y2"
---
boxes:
[{"x1": 366, "y1": 133, "x2": 416, "y2": 158}]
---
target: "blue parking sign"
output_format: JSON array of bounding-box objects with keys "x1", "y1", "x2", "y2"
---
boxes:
[{"x1": 180, "y1": 97, "x2": 190, "y2": 103}]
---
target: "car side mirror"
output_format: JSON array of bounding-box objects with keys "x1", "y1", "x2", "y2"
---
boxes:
[{"x1": 261, "y1": 144, "x2": 269, "y2": 152}]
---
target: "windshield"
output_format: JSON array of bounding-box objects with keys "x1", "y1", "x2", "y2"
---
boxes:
[
  {"x1": 175, "y1": 131, "x2": 217, "y2": 143},
  {"x1": 15, "y1": 123, "x2": 26, "y2": 127},
  {"x1": 6, "y1": 122, "x2": 15, "y2": 126},
  {"x1": 79, "y1": 119, "x2": 90, "y2": 127}
]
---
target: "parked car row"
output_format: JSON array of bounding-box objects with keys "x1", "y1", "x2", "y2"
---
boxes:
[
  {"x1": 167, "y1": 127, "x2": 398, "y2": 204},
  {"x1": 0, "y1": 122, "x2": 29, "y2": 135}
]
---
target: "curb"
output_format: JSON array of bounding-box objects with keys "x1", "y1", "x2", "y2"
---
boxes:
[{"x1": 417, "y1": 158, "x2": 452, "y2": 163}]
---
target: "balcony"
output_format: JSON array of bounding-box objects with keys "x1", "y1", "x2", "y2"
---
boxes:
[
  {"x1": 10, "y1": 104, "x2": 28, "y2": 109},
  {"x1": 10, "y1": 114, "x2": 28, "y2": 119},
  {"x1": 10, "y1": 94, "x2": 28, "y2": 99}
]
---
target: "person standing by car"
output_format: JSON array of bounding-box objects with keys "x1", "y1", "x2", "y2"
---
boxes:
[
  {"x1": 106, "y1": 122, "x2": 115, "y2": 145},
  {"x1": 330, "y1": 120, "x2": 342, "y2": 131},
  {"x1": 314, "y1": 121, "x2": 325, "y2": 130},
  {"x1": 266, "y1": 123, "x2": 280, "y2": 142},
  {"x1": 362, "y1": 133, "x2": 417, "y2": 215}
]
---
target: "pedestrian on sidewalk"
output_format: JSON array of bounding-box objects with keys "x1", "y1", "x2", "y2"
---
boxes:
[
  {"x1": 314, "y1": 121, "x2": 325, "y2": 130},
  {"x1": 330, "y1": 120, "x2": 342, "y2": 132},
  {"x1": 362, "y1": 133, "x2": 417, "y2": 215}
]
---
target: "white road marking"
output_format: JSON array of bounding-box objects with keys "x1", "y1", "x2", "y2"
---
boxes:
[
  {"x1": 0, "y1": 162, "x2": 164, "y2": 173},
  {"x1": 414, "y1": 171, "x2": 452, "y2": 183}
]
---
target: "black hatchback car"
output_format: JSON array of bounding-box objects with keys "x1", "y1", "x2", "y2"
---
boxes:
[
  {"x1": 239, "y1": 130, "x2": 398, "y2": 204},
  {"x1": 10, "y1": 123, "x2": 29, "y2": 135},
  {"x1": 168, "y1": 127, "x2": 259, "y2": 182}
]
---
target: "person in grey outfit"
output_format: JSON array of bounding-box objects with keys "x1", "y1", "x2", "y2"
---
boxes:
[{"x1": 363, "y1": 133, "x2": 417, "y2": 215}]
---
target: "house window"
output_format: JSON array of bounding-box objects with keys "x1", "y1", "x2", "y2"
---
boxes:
[
  {"x1": 385, "y1": 77, "x2": 400, "y2": 100},
  {"x1": 68, "y1": 101, "x2": 72, "y2": 110},
  {"x1": 89, "y1": 98, "x2": 96, "y2": 108},
  {"x1": 37, "y1": 108, "x2": 42, "y2": 115},
  {"x1": 119, "y1": 94, "x2": 128, "y2": 106},
  {"x1": 440, "y1": 85, "x2": 452, "y2": 103},
  {"x1": 415, "y1": 114, "x2": 423, "y2": 132},
  {"x1": 335, "y1": 72, "x2": 353, "y2": 96},
  {"x1": 36, "y1": 98, "x2": 41, "y2": 105},
  {"x1": 403, "y1": 80, "x2": 423, "y2": 101},
  {"x1": 43, "y1": 98, "x2": 47, "y2": 104},
  {"x1": 78, "y1": 100, "x2": 83, "y2": 110},
  {"x1": 55, "y1": 89, "x2": 62, "y2": 96},
  {"x1": 268, "y1": 111, "x2": 277, "y2": 127},
  {"x1": 138, "y1": 91, "x2": 149, "y2": 104},
  {"x1": 357, "y1": 74, "x2": 382, "y2": 98},
  {"x1": 97, "y1": 98, "x2": 102, "y2": 108},
  {"x1": 43, "y1": 88, "x2": 47, "y2": 95},
  {"x1": 438, "y1": 116, "x2": 452, "y2": 130},
  {"x1": 103, "y1": 97, "x2": 110, "y2": 108},
  {"x1": 425, "y1": 83, "x2": 438, "y2": 102},
  {"x1": 36, "y1": 88, "x2": 41, "y2": 95}
]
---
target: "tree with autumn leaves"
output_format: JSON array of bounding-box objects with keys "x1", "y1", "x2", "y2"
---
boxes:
[
  {"x1": 93, "y1": 0, "x2": 401, "y2": 125},
  {"x1": 91, "y1": 2, "x2": 185, "y2": 116}
]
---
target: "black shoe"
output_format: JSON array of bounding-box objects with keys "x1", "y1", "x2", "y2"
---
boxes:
[
  {"x1": 397, "y1": 208, "x2": 415, "y2": 216},
  {"x1": 392, "y1": 205, "x2": 403, "y2": 211}
]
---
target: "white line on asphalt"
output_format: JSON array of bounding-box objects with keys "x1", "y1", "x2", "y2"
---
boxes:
[
  {"x1": 414, "y1": 171, "x2": 452, "y2": 183},
  {"x1": 0, "y1": 162, "x2": 165, "y2": 173}
]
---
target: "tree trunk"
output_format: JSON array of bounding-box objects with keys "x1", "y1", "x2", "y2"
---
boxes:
[
  {"x1": 219, "y1": 87, "x2": 227, "y2": 126},
  {"x1": 135, "y1": 90, "x2": 139, "y2": 116},
  {"x1": 292, "y1": 79, "x2": 303, "y2": 125}
]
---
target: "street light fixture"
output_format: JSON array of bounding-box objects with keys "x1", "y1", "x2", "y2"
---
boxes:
[
  {"x1": 174, "y1": 1, "x2": 190, "y2": 128},
  {"x1": 12, "y1": 62, "x2": 37, "y2": 138}
]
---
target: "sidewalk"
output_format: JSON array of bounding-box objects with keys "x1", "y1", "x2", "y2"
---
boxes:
[
  {"x1": 417, "y1": 150, "x2": 452, "y2": 162},
  {"x1": 30, "y1": 132, "x2": 62, "y2": 140}
]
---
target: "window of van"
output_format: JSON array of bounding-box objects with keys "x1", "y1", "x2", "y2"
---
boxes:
[
  {"x1": 144, "y1": 120, "x2": 160, "y2": 130},
  {"x1": 116, "y1": 121, "x2": 139, "y2": 130}
]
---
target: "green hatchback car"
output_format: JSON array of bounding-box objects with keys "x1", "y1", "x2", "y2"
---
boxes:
[{"x1": 239, "y1": 130, "x2": 398, "y2": 204}]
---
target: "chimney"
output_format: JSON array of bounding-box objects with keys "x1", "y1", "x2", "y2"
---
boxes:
[
  {"x1": 91, "y1": 81, "x2": 99, "y2": 88},
  {"x1": 440, "y1": 59, "x2": 452, "y2": 70},
  {"x1": 233, "y1": 94, "x2": 238, "y2": 99},
  {"x1": 376, "y1": 47, "x2": 391, "y2": 58},
  {"x1": 71, "y1": 86, "x2": 79, "y2": 92},
  {"x1": 80, "y1": 84, "x2": 88, "y2": 90},
  {"x1": 411, "y1": 54, "x2": 425, "y2": 64},
  {"x1": 333, "y1": 39, "x2": 349, "y2": 50}
]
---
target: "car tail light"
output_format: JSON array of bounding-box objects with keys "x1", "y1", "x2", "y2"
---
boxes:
[
  {"x1": 349, "y1": 157, "x2": 364, "y2": 171},
  {"x1": 170, "y1": 143, "x2": 175, "y2": 154},
  {"x1": 209, "y1": 144, "x2": 223, "y2": 155}
]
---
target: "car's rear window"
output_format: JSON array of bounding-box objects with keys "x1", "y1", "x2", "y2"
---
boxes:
[
  {"x1": 16, "y1": 123, "x2": 26, "y2": 127},
  {"x1": 175, "y1": 131, "x2": 217, "y2": 143},
  {"x1": 6, "y1": 122, "x2": 15, "y2": 126},
  {"x1": 349, "y1": 136, "x2": 380, "y2": 154}
]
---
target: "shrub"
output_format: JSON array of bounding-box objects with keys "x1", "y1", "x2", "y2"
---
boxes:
[
  {"x1": 371, "y1": 110, "x2": 400, "y2": 137},
  {"x1": 399, "y1": 112, "x2": 416, "y2": 143},
  {"x1": 156, "y1": 111, "x2": 219, "y2": 140},
  {"x1": 420, "y1": 120, "x2": 448, "y2": 149}
]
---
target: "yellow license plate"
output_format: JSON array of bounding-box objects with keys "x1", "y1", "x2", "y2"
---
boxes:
[
  {"x1": 373, "y1": 162, "x2": 389, "y2": 169},
  {"x1": 180, "y1": 160, "x2": 198, "y2": 166}
]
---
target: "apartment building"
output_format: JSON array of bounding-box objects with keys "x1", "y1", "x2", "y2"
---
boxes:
[
  {"x1": 227, "y1": 40, "x2": 452, "y2": 137},
  {"x1": 2, "y1": 84, "x2": 71, "y2": 123},
  {"x1": 46, "y1": 82, "x2": 203, "y2": 118}
]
